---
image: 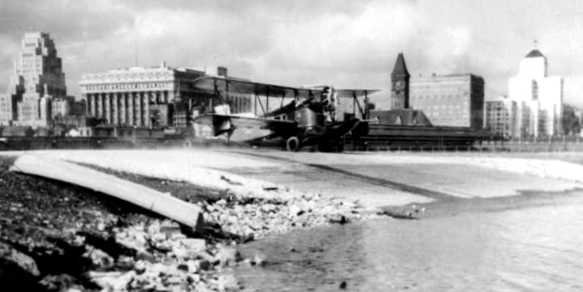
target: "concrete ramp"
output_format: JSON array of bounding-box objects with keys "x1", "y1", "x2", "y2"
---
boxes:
[{"x1": 10, "y1": 155, "x2": 204, "y2": 230}]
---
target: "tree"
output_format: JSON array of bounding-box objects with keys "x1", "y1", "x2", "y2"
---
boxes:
[{"x1": 562, "y1": 104, "x2": 581, "y2": 136}]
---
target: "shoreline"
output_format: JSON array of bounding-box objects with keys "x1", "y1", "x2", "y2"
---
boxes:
[
  {"x1": 0, "y1": 155, "x2": 371, "y2": 291},
  {"x1": 3, "y1": 149, "x2": 583, "y2": 290},
  {"x1": 381, "y1": 187, "x2": 583, "y2": 220}
]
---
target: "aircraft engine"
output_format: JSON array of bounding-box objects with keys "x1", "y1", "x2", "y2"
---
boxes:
[{"x1": 295, "y1": 106, "x2": 325, "y2": 135}]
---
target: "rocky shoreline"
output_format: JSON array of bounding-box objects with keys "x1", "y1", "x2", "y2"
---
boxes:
[{"x1": 0, "y1": 156, "x2": 370, "y2": 291}]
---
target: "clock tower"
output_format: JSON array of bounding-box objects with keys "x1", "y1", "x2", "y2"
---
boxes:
[{"x1": 390, "y1": 53, "x2": 410, "y2": 109}]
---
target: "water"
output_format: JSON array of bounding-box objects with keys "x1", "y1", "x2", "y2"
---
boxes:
[{"x1": 235, "y1": 197, "x2": 583, "y2": 291}]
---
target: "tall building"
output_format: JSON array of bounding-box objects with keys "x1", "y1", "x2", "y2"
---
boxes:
[
  {"x1": 409, "y1": 74, "x2": 485, "y2": 129},
  {"x1": 484, "y1": 97, "x2": 517, "y2": 138},
  {"x1": 79, "y1": 63, "x2": 252, "y2": 128},
  {"x1": 0, "y1": 32, "x2": 68, "y2": 126},
  {"x1": 508, "y1": 47, "x2": 563, "y2": 138},
  {"x1": 390, "y1": 53, "x2": 410, "y2": 109}
]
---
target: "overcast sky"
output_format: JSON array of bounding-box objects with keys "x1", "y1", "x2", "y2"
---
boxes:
[{"x1": 1, "y1": 0, "x2": 583, "y2": 106}]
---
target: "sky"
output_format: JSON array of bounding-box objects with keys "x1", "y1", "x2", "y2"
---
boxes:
[{"x1": 1, "y1": 0, "x2": 583, "y2": 106}]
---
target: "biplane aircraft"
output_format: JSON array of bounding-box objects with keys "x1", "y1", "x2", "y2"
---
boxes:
[{"x1": 191, "y1": 75, "x2": 378, "y2": 151}]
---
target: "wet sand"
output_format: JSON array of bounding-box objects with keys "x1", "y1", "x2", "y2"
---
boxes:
[{"x1": 235, "y1": 189, "x2": 583, "y2": 291}]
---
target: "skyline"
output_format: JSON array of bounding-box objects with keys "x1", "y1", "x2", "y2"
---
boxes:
[{"x1": 1, "y1": 0, "x2": 583, "y2": 106}]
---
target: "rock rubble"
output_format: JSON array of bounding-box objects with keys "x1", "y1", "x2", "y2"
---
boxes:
[
  {"x1": 87, "y1": 191, "x2": 370, "y2": 291},
  {"x1": 0, "y1": 156, "x2": 373, "y2": 291},
  {"x1": 79, "y1": 219, "x2": 245, "y2": 291},
  {"x1": 201, "y1": 194, "x2": 367, "y2": 240}
]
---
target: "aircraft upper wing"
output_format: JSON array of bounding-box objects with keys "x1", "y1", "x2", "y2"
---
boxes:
[
  {"x1": 191, "y1": 76, "x2": 380, "y2": 100},
  {"x1": 191, "y1": 76, "x2": 322, "y2": 99},
  {"x1": 335, "y1": 89, "x2": 381, "y2": 98}
]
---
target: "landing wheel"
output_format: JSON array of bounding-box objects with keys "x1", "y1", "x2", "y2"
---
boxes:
[{"x1": 285, "y1": 136, "x2": 301, "y2": 152}]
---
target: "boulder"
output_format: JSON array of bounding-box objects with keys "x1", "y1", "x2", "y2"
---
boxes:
[
  {"x1": 214, "y1": 245, "x2": 241, "y2": 267},
  {"x1": 172, "y1": 238, "x2": 207, "y2": 259}
]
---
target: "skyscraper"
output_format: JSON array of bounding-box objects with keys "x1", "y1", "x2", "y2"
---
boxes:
[
  {"x1": 508, "y1": 47, "x2": 563, "y2": 138},
  {"x1": 390, "y1": 53, "x2": 410, "y2": 109},
  {"x1": 0, "y1": 32, "x2": 67, "y2": 126}
]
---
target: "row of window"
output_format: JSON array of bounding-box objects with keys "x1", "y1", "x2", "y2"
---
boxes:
[
  {"x1": 83, "y1": 82, "x2": 172, "y2": 91},
  {"x1": 88, "y1": 72, "x2": 173, "y2": 81}
]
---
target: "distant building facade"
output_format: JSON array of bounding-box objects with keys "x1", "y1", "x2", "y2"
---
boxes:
[
  {"x1": 51, "y1": 96, "x2": 75, "y2": 119},
  {"x1": 409, "y1": 74, "x2": 485, "y2": 129},
  {"x1": 484, "y1": 97, "x2": 517, "y2": 138},
  {"x1": 390, "y1": 53, "x2": 410, "y2": 109},
  {"x1": 80, "y1": 64, "x2": 252, "y2": 128},
  {"x1": 508, "y1": 48, "x2": 563, "y2": 138},
  {"x1": 0, "y1": 32, "x2": 68, "y2": 127}
]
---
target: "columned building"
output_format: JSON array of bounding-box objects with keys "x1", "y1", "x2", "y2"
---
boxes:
[
  {"x1": 409, "y1": 74, "x2": 485, "y2": 129},
  {"x1": 80, "y1": 64, "x2": 253, "y2": 128},
  {"x1": 0, "y1": 32, "x2": 68, "y2": 126},
  {"x1": 80, "y1": 63, "x2": 207, "y2": 128},
  {"x1": 508, "y1": 47, "x2": 563, "y2": 138}
]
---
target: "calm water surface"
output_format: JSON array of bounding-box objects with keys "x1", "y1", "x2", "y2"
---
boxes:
[{"x1": 236, "y1": 198, "x2": 583, "y2": 291}]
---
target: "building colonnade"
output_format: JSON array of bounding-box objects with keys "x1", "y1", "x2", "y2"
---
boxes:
[{"x1": 85, "y1": 90, "x2": 175, "y2": 127}]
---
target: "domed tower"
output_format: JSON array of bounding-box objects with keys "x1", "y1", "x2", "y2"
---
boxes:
[
  {"x1": 518, "y1": 47, "x2": 548, "y2": 80},
  {"x1": 390, "y1": 53, "x2": 410, "y2": 109},
  {"x1": 508, "y1": 42, "x2": 563, "y2": 138}
]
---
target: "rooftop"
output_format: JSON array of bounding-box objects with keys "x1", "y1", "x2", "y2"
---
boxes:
[
  {"x1": 525, "y1": 49, "x2": 545, "y2": 58},
  {"x1": 413, "y1": 73, "x2": 484, "y2": 81},
  {"x1": 391, "y1": 53, "x2": 410, "y2": 76}
]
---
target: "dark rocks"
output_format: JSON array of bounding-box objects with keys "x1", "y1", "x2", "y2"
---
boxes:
[
  {"x1": 248, "y1": 253, "x2": 266, "y2": 266},
  {"x1": 328, "y1": 214, "x2": 349, "y2": 224},
  {"x1": 0, "y1": 242, "x2": 40, "y2": 277},
  {"x1": 84, "y1": 246, "x2": 114, "y2": 270},
  {"x1": 0, "y1": 157, "x2": 238, "y2": 291},
  {"x1": 39, "y1": 274, "x2": 85, "y2": 292}
]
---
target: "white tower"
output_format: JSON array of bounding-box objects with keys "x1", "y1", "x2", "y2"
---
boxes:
[
  {"x1": 508, "y1": 44, "x2": 563, "y2": 138},
  {"x1": 518, "y1": 49, "x2": 547, "y2": 80}
]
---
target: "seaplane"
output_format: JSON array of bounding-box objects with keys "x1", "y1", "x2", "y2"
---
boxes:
[{"x1": 190, "y1": 75, "x2": 378, "y2": 151}]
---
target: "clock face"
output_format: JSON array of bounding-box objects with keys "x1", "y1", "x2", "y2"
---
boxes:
[{"x1": 395, "y1": 80, "x2": 405, "y2": 89}]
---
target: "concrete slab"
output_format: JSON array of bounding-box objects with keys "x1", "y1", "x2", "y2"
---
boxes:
[
  {"x1": 7, "y1": 148, "x2": 583, "y2": 209},
  {"x1": 225, "y1": 150, "x2": 583, "y2": 201},
  {"x1": 228, "y1": 165, "x2": 434, "y2": 210}
]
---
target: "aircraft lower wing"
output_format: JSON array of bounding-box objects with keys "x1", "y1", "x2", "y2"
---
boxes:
[{"x1": 193, "y1": 114, "x2": 298, "y2": 142}]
